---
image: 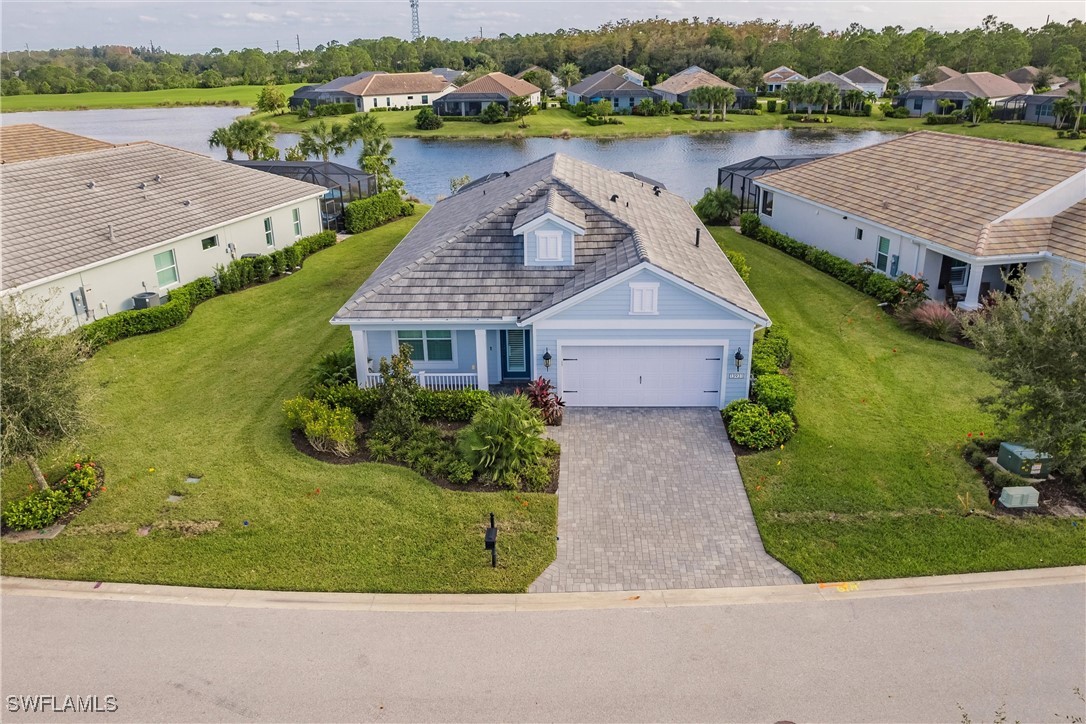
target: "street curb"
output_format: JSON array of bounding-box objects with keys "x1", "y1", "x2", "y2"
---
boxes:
[{"x1": 3, "y1": 566, "x2": 1083, "y2": 613}]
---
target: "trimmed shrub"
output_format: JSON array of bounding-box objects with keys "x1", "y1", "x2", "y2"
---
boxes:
[
  {"x1": 282, "y1": 396, "x2": 358, "y2": 457},
  {"x1": 416, "y1": 388, "x2": 492, "y2": 421},
  {"x1": 312, "y1": 102, "x2": 356, "y2": 117},
  {"x1": 754, "y1": 334, "x2": 792, "y2": 369},
  {"x1": 414, "y1": 107, "x2": 444, "y2": 130},
  {"x1": 924, "y1": 112, "x2": 965, "y2": 125},
  {"x1": 312, "y1": 383, "x2": 382, "y2": 418},
  {"x1": 899, "y1": 300, "x2": 960, "y2": 341},
  {"x1": 727, "y1": 403, "x2": 795, "y2": 450},
  {"x1": 458, "y1": 394, "x2": 545, "y2": 488},
  {"x1": 751, "y1": 351, "x2": 779, "y2": 377},
  {"x1": 345, "y1": 190, "x2": 410, "y2": 233},
  {"x1": 766, "y1": 100, "x2": 777, "y2": 112},
  {"x1": 540, "y1": 437, "x2": 561, "y2": 458},
  {"x1": 725, "y1": 250, "x2": 751, "y2": 283},
  {"x1": 721, "y1": 398, "x2": 754, "y2": 424},
  {"x1": 81, "y1": 277, "x2": 216, "y2": 350},
  {"x1": 444, "y1": 459, "x2": 474, "y2": 485},
  {"x1": 884, "y1": 105, "x2": 911, "y2": 118},
  {"x1": 739, "y1": 212, "x2": 761, "y2": 237},
  {"x1": 281, "y1": 245, "x2": 301, "y2": 270},
  {"x1": 480, "y1": 102, "x2": 508, "y2": 124},
  {"x1": 753, "y1": 374, "x2": 796, "y2": 415},
  {"x1": 521, "y1": 461, "x2": 552, "y2": 492}
]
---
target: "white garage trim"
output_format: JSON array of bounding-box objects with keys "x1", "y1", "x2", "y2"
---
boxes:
[
  {"x1": 533, "y1": 319, "x2": 753, "y2": 330},
  {"x1": 557, "y1": 339, "x2": 729, "y2": 408}
]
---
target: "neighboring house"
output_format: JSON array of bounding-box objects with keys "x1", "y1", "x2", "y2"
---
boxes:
[
  {"x1": 332, "y1": 153, "x2": 769, "y2": 408},
  {"x1": 842, "y1": 66, "x2": 889, "y2": 96},
  {"x1": 794, "y1": 72, "x2": 865, "y2": 111},
  {"x1": 652, "y1": 66, "x2": 755, "y2": 109},
  {"x1": 227, "y1": 159, "x2": 376, "y2": 230},
  {"x1": 905, "y1": 65, "x2": 961, "y2": 90},
  {"x1": 717, "y1": 154, "x2": 831, "y2": 212},
  {"x1": 514, "y1": 65, "x2": 564, "y2": 97},
  {"x1": 430, "y1": 67, "x2": 466, "y2": 84},
  {"x1": 752, "y1": 132, "x2": 1085, "y2": 310},
  {"x1": 566, "y1": 69, "x2": 657, "y2": 111},
  {"x1": 0, "y1": 123, "x2": 113, "y2": 162},
  {"x1": 1004, "y1": 65, "x2": 1069, "y2": 90},
  {"x1": 0, "y1": 125, "x2": 326, "y2": 329},
  {"x1": 762, "y1": 66, "x2": 807, "y2": 93},
  {"x1": 896, "y1": 71, "x2": 1027, "y2": 116},
  {"x1": 431, "y1": 72, "x2": 541, "y2": 116},
  {"x1": 606, "y1": 64, "x2": 645, "y2": 86},
  {"x1": 288, "y1": 71, "x2": 455, "y2": 111},
  {"x1": 994, "y1": 81, "x2": 1081, "y2": 125}
]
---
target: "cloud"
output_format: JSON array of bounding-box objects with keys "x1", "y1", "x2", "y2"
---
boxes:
[
  {"x1": 137, "y1": 15, "x2": 159, "y2": 24},
  {"x1": 246, "y1": 12, "x2": 276, "y2": 23}
]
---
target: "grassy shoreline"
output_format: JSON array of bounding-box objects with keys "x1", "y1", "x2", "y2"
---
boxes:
[{"x1": 0, "y1": 84, "x2": 303, "y2": 112}]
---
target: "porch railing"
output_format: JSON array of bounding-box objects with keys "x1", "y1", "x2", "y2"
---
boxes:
[{"x1": 362, "y1": 371, "x2": 478, "y2": 391}]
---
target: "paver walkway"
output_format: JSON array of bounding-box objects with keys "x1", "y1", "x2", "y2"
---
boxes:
[{"x1": 530, "y1": 408, "x2": 799, "y2": 592}]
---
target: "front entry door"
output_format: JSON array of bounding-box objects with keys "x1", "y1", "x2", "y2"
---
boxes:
[{"x1": 500, "y1": 329, "x2": 531, "y2": 380}]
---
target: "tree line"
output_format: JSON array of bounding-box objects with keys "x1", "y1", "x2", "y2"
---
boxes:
[{"x1": 2, "y1": 15, "x2": 1084, "y2": 96}]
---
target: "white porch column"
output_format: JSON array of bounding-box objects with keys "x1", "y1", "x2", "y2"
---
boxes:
[
  {"x1": 474, "y1": 329, "x2": 488, "y2": 391},
  {"x1": 352, "y1": 328, "x2": 369, "y2": 387},
  {"x1": 959, "y1": 263, "x2": 986, "y2": 310}
]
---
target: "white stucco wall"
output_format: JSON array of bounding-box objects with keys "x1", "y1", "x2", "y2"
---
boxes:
[
  {"x1": 12, "y1": 197, "x2": 322, "y2": 330},
  {"x1": 354, "y1": 86, "x2": 454, "y2": 111}
]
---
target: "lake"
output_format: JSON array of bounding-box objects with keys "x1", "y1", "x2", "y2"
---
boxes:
[{"x1": 3, "y1": 107, "x2": 900, "y2": 202}]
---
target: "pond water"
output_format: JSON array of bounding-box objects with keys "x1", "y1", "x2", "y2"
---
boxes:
[{"x1": 3, "y1": 107, "x2": 900, "y2": 202}]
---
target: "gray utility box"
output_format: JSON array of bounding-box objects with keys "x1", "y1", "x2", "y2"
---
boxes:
[
  {"x1": 997, "y1": 442, "x2": 1052, "y2": 478},
  {"x1": 999, "y1": 486, "x2": 1040, "y2": 509},
  {"x1": 132, "y1": 291, "x2": 161, "y2": 310}
]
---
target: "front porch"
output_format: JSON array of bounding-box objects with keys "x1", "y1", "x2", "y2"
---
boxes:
[{"x1": 922, "y1": 249, "x2": 1022, "y2": 310}]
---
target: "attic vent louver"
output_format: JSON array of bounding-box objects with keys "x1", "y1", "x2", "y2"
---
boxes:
[
  {"x1": 504, "y1": 171, "x2": 510, "y2": 177},
  {"x1": 653, "y1": 187, "x2": 661, "y2": 197},
  {"x1": 610, "y1": 194, "x2": 619, "y2": 202}
]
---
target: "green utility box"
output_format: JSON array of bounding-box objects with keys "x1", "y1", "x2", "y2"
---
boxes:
[{"x1": 997, "y1": 442, "x2": 1052, "y2": 478}]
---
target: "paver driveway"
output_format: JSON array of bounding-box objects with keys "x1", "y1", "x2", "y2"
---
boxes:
[{"x1": 530, "y1": 408, "x2": 799, "y2": 592}]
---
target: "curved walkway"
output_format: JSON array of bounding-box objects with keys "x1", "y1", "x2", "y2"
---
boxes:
[{"x1": 532, "y1": 408, "x2": 798, "y2": 592}]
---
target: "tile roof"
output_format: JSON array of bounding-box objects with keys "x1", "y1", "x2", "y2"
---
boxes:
[
  {"x1": 567, "y1": 69, "x2": 646, "y2": 96},
  {"x1": 757, "y1": 132, "x2": 1086, "y2": 261},
  {"x1": 805, "y1": 71, "x2": 864, "y2": 92},
  {"x1": 652, "y1": 66, "x2": 737, "y2": 95},
  {"x1": 1, "y1": 142, "x2": 326, "y2": 290},
  {"x1": 1048, "y1": 199, "x2": 1086, "y2": 263},
  {"x1": 1003, "y1": 65, "x2": 1069, "y2": 87},
  {"x1": 450, "y1": 72, "x2": 541, "y2": 98},
  {"x1": 1, "y1": 124, "x2": 113, "y2": 163},
  {"x1": 334, "y1": 154, "x2": 766, "y2": 323},
  {"x1": 932, "y1": 65, "x2": 962, "y2": 82},
  {"x1": 924, "y1": 71, "x2": 1024, "y2": 98},
  {"x1": 340, "y1": 71, "x2": 452, "y2": 96},
  {"x1": 316, "y1": 71, "x2": 382, "y2": 92},
  {"x1": 842, "y1": 66, "x2": 888, "y2": 85},
  {"x1": 763, "y1": 66, "x2": 806, "y2": 83}
]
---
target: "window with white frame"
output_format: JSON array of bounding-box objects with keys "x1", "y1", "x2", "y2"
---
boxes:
[
  {"x1": 397, "y1": 330, "x2": 454, "y2": 362},
  {"x1": 422, "y1": 94, "x2": 429, "y2": 104},
  {"x1": 535, "y1": 231, "x2": 562, "y2": 261},
  {"x1": 292, "y1": 208, "x2": 302, "y2": 237},
  {"x1": 201, "y1": 235, "x2": 219, "y2": 250},
  {"x1": 154, "y1": 249, "x2": 179, "y2": 287},
  {"x1": 875, "y1": 236, "x2": 890, "y2": 272},
  {"x1": 629, "y1": 282, "x2": 659, "y2": 315},
  {"x1": 761, "y1": 189, "x2": 774, "y2": 216},
  {"x1": 264, "y1": 217, "x2": 275, "y2": 246},
  {"x1": 855, "y1": 227, "x2": 864, "y2": 241}
]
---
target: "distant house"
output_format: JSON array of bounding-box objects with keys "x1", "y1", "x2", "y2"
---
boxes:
[
  {"x1": 332, "y1": 153, "x2": 769, "y2": 407},
  {"x1": 606, "y1": 65, "x2": 645, "y2": 86},
  {"x1": 430, "y1": 67, "x2": 466, "y2": 85},
  {"x1": 717, "y1": 154, "x2": 831, "y2": 212},
  {"x1": 905, "y1": 65, "x2": 961, "y2": 90},
  {"x1": 762, "y1": 66, "x2": 807, "y2": 93},
  {"x1": 288, "y1": 71, "x2": 455, "y2": 112},
  {"x1": 896, "y1": 71, "x2": 1027, "y2": 116},
  {"x1": 994, "y1": 81, "x2": 1081, "y2": 126},
  {"x1": 752, "y1": 132, "x2": 1085, "y2": 310},
  {"x1": 0, "y1": 125, "x2": 326, "y2": 330},
  {"x1": 842, "y1": 66, "x2": 889, "y2": 96},
  {"x1": 1004, "y1": 65, "x2": 1069, "y2": 90},
  {"x1": 431, "y1": 72, "x2": 541, "y2": 116},
  {"x1": 566, "y1": 68, "x2": 657, "y2": 111},
  {"x1": 228, "y1": 160, "x2": 376, "y2": 231},
  {"x1": 652, "y1": 66, "x2": 755, "y2": 109},
  {"x1": 795, "y1": 72, "x2": 864, "y2": 111},
  {"x1": 514, "y1": 66, "x2": 564, "y2": 97}
]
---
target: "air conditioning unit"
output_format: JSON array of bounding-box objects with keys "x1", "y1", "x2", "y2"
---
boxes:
[
  {"x1": 997, "y1": 442, "x2": 1052, "y2": 478},
  {"x1": 132, "y1": 291, "x2": 160, "y2": 309},
  {"x1": 998, "y1": 486, "x2": 1039, "y2": 509}
]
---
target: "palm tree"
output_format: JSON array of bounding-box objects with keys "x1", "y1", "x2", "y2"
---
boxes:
[
  {"x1": 864, "y1": 91, "x2": 878, "y2": 111},
  {"x1": 208, "y1": 118, "x2": 276, "y2": 160},
  {"x1": 800, "y1": 83, "x2": 819, "y2": 120},
  {"x1": 208, "y1": 126, "x2": 240, "y2": 160},
  {"x1": 844, "y1": 89, "x2": 864, "y2": 113},
  {"x1": 688, "y1": 86, "x2": 706, "y2": 119},
  {"x1": 967, "y1": 96, "x2": 991, "y2": 125},
  {"x1": 556, "y1": 62, "x2": 581, "y2": 90},
  {"x1": 719, "y1": 86, "x2": 737, "y2": 121},
  {"x1": 1068, "y1": 74, "x2": 1086, "y2": 134},
  {"x1": 359, "y1": 136, "x2": 396, "y2": 192},
  {"x1": 780, "y1": 83, "x2": 799, "y2": 113},
  {"x1": 937, "y1": 98, "x2": 955, "y2": 116},
  {"x1": 297, "y1": 120, "x2": 348, "y2": 163}
]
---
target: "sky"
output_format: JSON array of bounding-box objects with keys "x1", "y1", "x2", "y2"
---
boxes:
[{"x1": 2, "y1": 1, "x2": 1083, "y2": 54}]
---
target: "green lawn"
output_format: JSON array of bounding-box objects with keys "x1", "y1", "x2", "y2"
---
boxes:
[
  {"x1": 257, "y1": 106, "x2": 1086, "y2": 150},
  {"x1": 713, "y1": 228, "x2": 1086, "y2": 582},
  {"x1": 0, "y1": 211, "x2": 557, "y2": 593},
  {"x1": 0, "y1": 84, "x2": 303, "y2": 112}
]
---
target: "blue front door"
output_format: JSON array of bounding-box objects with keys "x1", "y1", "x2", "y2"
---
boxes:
[{"x1": 500, "y1": 329, "x2": 531, "y2": 380}]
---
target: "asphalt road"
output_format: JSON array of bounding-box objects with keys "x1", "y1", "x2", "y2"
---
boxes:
[{"x1": 2, "y1": 581, "x2": 1084, "y2": 723}]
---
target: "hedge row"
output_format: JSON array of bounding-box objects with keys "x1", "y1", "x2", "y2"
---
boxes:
[
  {"x1": 81, "y1": 230, "x2": 337, "y2": 350},
  {"x1": 738, "y1": 213, "x2": 925, "y2": 306},
  {"x1": 344, "y1": 191, "x2": 416, "y2": 233},
  {"x1": 312, "y1": 383, "x2": 492, "y2": 422}
]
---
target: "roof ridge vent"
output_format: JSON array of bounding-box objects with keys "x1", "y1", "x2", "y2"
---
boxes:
[
  {"x1": 86, "y1": 180, "x2": 95, "y2": 189},
  {"x1": 154, "y1": 174, "x2": 162, "y2": 182},
  {"x1": 138, "y1": 181, "x2": 147, "y2": 189}
]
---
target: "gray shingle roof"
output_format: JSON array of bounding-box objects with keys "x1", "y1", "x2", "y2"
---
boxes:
[
  {"x1": 567, "y1": 70, "x2": 646, "y2": 97},
  {"x1": 512, "y1": 188, "x2": 587, "y2": 231},
  {"x1": 1, "y1": 142, "x2": 327, "y2": 290},
  {"x1": 333, "y1": 154, "x2": 767, "y2": 323}
]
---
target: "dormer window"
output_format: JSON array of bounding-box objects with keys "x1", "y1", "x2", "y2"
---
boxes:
[
  {"x1": 629, "y1": 282, "x2": 659, "y2": 315},
  {"x1": 536, "y1": 231, "x2": 562, "y2": 261}
]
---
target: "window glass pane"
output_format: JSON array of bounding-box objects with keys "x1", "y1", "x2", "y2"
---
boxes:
[
  {"x1": 425, "y1": 330, "x2": 451, "y2": 339},
  {"x1": 154, "y1": 250, "x2": 179, "y2": 287},
  {"x1": 153, "y1": 250, "x2": 174, "y2": 269},
  {"x1": 157, "y1": 267, "x2": 178, "y2": 287},
  {"x1": 201, "y1": 235, "x2": 218, "y2": 250},
  {"x1": 878, "y1": 237, "x2": 890, "y2": 254},
  {"x1": 400, "y1": 340, "x2": 424, "y2": 360},
  {"x1": 426, "y1": 339, "x2": 453, "y2": 361},
  {"x1": 398, "y1": 330, "x2": 423, "y2": 339}
]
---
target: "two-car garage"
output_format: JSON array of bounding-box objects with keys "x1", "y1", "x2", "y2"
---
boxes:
[{"x1": 559, "y1": 344, "x2": 726, "y2": 407}]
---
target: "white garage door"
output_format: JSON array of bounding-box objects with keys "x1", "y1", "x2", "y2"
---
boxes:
[{"x1": 561, "y1": 345, "x2": 724, "y2": 407}]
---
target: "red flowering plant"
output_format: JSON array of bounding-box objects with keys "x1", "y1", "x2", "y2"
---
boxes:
[
  {"x1": 54, "y1": 457, "x2": 104, "y2": 505},
  {"x1": 520, "y1": 376, "x2": 566, "y2": 426},
  {"x1": 894, "y1": 273, "x2": 930, "y2": 310}
]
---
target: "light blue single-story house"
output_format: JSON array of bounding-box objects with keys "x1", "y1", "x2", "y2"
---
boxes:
[{"x1": 331, "y1": 154, "x2": 769, "y2": 408}]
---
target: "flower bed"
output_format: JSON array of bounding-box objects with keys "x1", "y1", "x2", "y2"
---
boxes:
[{"x1": 2, "y1": 459, "x2": 105, "y2": 533}]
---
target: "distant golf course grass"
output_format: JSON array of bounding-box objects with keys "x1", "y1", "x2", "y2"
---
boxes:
[{"x1": 0, "y1": 84, "x2": 303, "y2": 112}]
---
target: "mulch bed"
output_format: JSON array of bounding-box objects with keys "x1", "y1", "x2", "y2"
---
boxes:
[
  {"x1": 290, "y1": 427, "x2": 560, "y2": 494},
  {"x1": 970, "y1": 460, "x2": 1086, "y2": 518}
]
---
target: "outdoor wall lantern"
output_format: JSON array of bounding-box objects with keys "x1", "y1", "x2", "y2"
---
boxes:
[
  {"x1": 734, "y1": 347, "x2": 744, "y2": 371},
  {"x1": 543, "y1": 348, "x2": 552, "y2": 369}
]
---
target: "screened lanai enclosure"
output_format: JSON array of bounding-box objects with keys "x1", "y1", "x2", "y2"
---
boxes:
[
  {"x1": 717, "y1": 155, "x2": 830, "y2": 212},
  {"x1": 229, "y1": 160, "x2": 377, "y2": 231}
]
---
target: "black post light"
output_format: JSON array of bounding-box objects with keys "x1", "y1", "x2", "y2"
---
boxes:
[{"x1": 484, "y1": 512, "x2": 498, "y2": 568}]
